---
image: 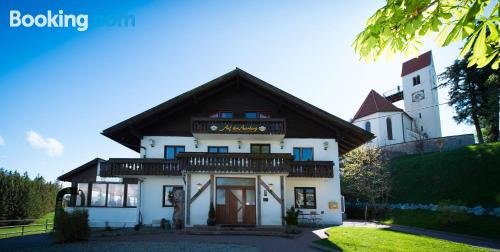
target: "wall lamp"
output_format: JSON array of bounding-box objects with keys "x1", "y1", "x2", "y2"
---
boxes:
[
  {"x1": 150, "y1": 139, "x2": 155, "y2": 148},
  {"x1": 196, "y1": 183, "x2": 203, "y2": 191},
  {"x1": 280, "y1": 140, "x2": 284, "y2": 149},
  {"x1": 323, "y1": 141, "x2": 329, "y2": 150},
  {"x1": 268, "y1": 183, "x2": 274, "y2": 191},
  {"x1": 237, "y1": 140, "x2": 242, "y2": 149},
  {"x1": 194, "y1": 138, "x2": 199, "y2": 148}
]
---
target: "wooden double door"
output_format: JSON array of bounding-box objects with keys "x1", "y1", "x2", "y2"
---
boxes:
[{"x1": 216, "y1": 185, "x2": 256, "y2": 225}]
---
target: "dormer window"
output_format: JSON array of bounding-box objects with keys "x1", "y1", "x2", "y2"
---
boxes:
[
  {"x1": 244, "y1": 111, "x2": 271, "y2": 119},
  {"x1": 209, "y1": 111, "x2": 233, "y2": 118},
  {"x1": 365, "y1": 121, "x2": 371, "y2": 132},
  {"x1": 412, "y1": 75, "x2": 421, "y2": 86}
]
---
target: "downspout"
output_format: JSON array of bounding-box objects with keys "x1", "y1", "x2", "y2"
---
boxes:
[
  {"x1": 137, "y1": 178, "x2": 144, "y2": 225},
  {"x1": 401, "y1": 114, "x2": 406, "y2": 143}
]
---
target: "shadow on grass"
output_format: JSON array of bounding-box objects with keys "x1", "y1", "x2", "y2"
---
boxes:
[{"x1": 313, "y1": 238, "x2": 343, "y2": 251}]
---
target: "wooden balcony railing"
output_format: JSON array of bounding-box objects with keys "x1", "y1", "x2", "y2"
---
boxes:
[
  {"x1": 191, "y1": 118, "x2": 286, "y2": 135},
  {"x1": 289, "y1": 161, "x2": 334, "y2": 178},
  {"x1": 100, "y1": 154, "x2": 334, "y2": 178},
  {"x1": 100, "y1": 158, "x2": 181, "y2": 177},
  {"x1": 176, "y1": 152, "x2": 292, "y2": 173}
]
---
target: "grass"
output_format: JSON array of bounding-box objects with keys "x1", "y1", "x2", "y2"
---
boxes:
[
  {"x1": 380, "y1": 209, "x2": 500, "y2": 240},
  {"x1": 0, "y1": 212, "x2": 54, "y2": 239},
  {"x1": 389, "y1": 142, "x2": 500, "y2": 206},
  {"x1": 314, "y1": 227, "x2": 491, "y2": 252}
]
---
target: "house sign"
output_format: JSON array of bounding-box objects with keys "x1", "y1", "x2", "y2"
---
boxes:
[{"x1": 210, "y1": 124, "x2": 267, "y2": 133}]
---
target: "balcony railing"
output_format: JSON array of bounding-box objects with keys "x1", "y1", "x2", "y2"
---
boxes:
[
  {"x1": 177, "y1": 152, "x2": 292, "y2": 173},
  {"x1": 191, "y1": 118, "x2": 286, "y2": 135},
  {"x1": 100, "y1": 153, "x2": 334, "y2": 178}
]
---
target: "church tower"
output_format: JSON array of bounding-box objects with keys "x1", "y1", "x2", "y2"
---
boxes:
[{"x1": 401, "y1": 51, "x2": 442, "y2": 138}]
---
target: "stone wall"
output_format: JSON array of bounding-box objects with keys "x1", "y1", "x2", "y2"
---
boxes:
[{"x1": 381, "y1": 134, "x2": 475, "y2": 159}]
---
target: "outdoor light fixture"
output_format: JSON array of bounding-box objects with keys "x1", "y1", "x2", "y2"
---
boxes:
[
  {"x1": 323, "y1": 141, "x2": 329, "y2": 150},
  {"x1": 194, "y1": 138, "x2": 199, "y2": 148},
  {"x1": 280, "y1": 140, "x2": 284, "y2": 149},
  {"x1": 237, "y1": 140, "x2": 242, "y2": 149},
  {"x1": 196, "y1": 183, "x2": 202, "y2": 191},
  {"x1": 150, "y1": 139, "x2": 155, "y2": 148},
  {"x1": 268, "y1": 183, "x2": 274, "y2": 191}
]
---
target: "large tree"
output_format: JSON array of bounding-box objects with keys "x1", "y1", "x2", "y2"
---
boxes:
[
  {"x1": 341, "y1": 147, "x2": 391, "y2": 210},
  {"x1": 353, "y1": 0, "x2": 499, "y2": 69},
  {"x1": 439, "y1": 57, "x2": 499, "y2": 143}
]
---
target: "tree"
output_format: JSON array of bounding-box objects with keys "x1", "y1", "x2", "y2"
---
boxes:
[
  {"x1": 353, "y1": 0, "x2": 499, "y2": 69},
  {"x1": 439, "y1": 56, "x2": 499, "y2": 143},
  {"x1": 341, "y1": 147, "x2": 391, "y2": 212}
]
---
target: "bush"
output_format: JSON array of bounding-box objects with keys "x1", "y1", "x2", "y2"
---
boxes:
[
  {"x1": 54, "y1": 209, "x2": 90, "y2": 243},
  {"x1": 284, "y1": 206, "x2": 299, "y2": 226}
]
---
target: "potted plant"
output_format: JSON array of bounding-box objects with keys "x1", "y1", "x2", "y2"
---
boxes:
[
  {"x1": 207, "y1": 202, "x2": 216, "y2": 226},
  {"x1": 283, "y1": 206, "x2": 300, "y2": 234}
]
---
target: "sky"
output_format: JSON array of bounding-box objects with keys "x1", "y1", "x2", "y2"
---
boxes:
[{"x1": 0, "y1": 0, "x2": 476, "y2": 182}]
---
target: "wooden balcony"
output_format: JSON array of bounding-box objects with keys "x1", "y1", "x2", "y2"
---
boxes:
[
  {"x1": 191, "y1": 118, "x2": 286, "y2": 136},
  {"x1": 100, "y1": 153, "x2": 334, "y2": 178}
]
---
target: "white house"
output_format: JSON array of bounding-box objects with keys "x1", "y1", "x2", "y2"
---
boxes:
[
  {"x1": 352, "y1": 51, "x2": 442, "y2": 147},
  {"x1": 58, "y1": 69, "x2": 373, "y2": 228}
]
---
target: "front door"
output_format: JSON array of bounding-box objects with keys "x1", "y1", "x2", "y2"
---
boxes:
[{"x1": 216, "y1": 178, "x2": 256, "y2": 225}]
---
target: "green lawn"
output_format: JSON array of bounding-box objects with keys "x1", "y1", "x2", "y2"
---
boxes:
[
  {"x1": 314, "y1": 227, "x2": 490, "y2": 252},
  {"x1": 0, "y1": 212, "x2": 54, "y2": 239},
  {"x1": 380, "y1": 209, "x2": 500, "y2": 240}
]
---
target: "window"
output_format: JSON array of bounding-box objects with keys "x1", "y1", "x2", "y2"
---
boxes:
[
  {"x1": 209, "y1": 111, "x2": 233, "y2": 118},
  {"x1": 164, "y1": 145, "x2": 185, "y2": 159},
  {"x1": 76, "y1": 183, "x2": 88, "y2": 207},
  {"x1": 107, "y1": 184, "x2": 125, "y2": 207},
  {"x1": 77, "y1": 182, "x2": 138, "y2": 208},
  {"x1": 413, "y1": 75, "x2": 421, "y2": 86},
  {"x1": 208, "y1": 146, "x2": 228, "y2": 153},
  {"x1": 293, "y1": 147, "x2": 314, "y2": 161},
  {"x1": 91, "y1": 183, "x2": 107, "y2": 207},
  {"x1": 294, "y1": 187, "x2": 316, "y2": 209},
  {"x1": 163, "y1": 185, "x2": 183, "y2": 207},
  {"x1": 387, "y1": 117, "x2": 393, "y2": 140},
  {"x1": 126, "y1": 184, "x2": 139, "y2": 207},
  {"x1": 251, "y1": 144, "x2": 270, "y2": 154},
  {"x1": 365, "y1": 121, "x2": 371, "y2": 132},
  {"x1": 245, "y1": 111, "x2": 271, "y2": 119}
]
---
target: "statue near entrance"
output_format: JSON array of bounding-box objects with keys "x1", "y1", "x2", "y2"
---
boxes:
[{"x1": 171, "y1": 189, "x2": 185, "y2": 229}]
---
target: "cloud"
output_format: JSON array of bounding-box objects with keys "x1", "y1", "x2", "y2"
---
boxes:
[
  {"x1": 0, "y1": 136, "x2": 4, "y2": 146},
  {"x1": 26, "y1": 131, "x2": 64, "y2": 157}
]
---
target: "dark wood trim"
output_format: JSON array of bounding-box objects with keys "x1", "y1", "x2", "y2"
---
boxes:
[
  {"x1": 257, "y1": 176, "x2": 262, "y2": 226},
  {"x1": 186, "y1": 174, "x2": 191, "y2": 225},
  {"x1": 189, "y1": 179, "x2": 211, "y2": 204},
  {"x1": 258, "y1": 179, "x2": 282, "y2": 205},
  {"x1": 280, "y1": 176, "x2": 285, "y2": 226},
  {"x1": 209, "y1": 175, "x2": 214, "y2": 206}
]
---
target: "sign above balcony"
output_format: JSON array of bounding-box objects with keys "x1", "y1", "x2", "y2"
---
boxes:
[{"x1": 210, "y1": 124, "x2": 267, "y2": 133}]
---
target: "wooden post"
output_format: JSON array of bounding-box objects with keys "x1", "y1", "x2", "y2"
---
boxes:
[
  {"x1": 45, "y1": 219, "x2": 48, "y2": 233},
  {"x1": 21, "y1": 225, "x2": 24, "y2": 236},
  {"x1": 209, "y1": 175, "x2": 214, "y2": 206},
  {"x1": 186, "y1": 173, "x2": 191, "y2": 226},
  {"x1": 280, "y1": 176, "x2": 285, "y2": 226},
  {"x1": 257, "y1": 175, "x2": 261, "y2": 226}
]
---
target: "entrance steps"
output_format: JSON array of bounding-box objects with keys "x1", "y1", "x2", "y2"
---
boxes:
[{"x1": 184, "y1": 225, "x2": 293, "y2": 237}]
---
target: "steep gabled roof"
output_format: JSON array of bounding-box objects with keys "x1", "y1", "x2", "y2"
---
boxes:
[
  {"x1": 102, "y1": 68, "x2": 374, "y2": 154},
  {"x1": 58, "y1": 158, "x2": 104, "y2": 182},
  {"x1": 401, "y1": 51, "x2": 432, "y2": 77},
  {"x1": 352, "y1": 90, "x2": 403, "y2": 121}
]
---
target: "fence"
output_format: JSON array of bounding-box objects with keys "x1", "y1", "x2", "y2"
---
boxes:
[{"x1": 0, "y1": 219, "x2": 54, "y2": 238}]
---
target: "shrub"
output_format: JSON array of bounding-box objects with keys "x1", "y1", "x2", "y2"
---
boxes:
[
  {"x1": 54, "y1": 209, "x2": 90, "y2": 243},
  {"x1": 284, "y1": 206, "x2": 299, "y2": 226}
]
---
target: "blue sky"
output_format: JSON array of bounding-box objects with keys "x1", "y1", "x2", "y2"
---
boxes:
[{"x1": 0, "y1": 1, "x2": 475, "y2": 182}]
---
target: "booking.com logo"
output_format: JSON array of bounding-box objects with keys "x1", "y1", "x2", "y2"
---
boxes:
[{"x1": 9, "y1": 10, "x2": 135, "y2": 32}]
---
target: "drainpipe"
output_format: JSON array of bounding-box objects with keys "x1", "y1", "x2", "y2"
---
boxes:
[
  {"x1": 401, "y1": 114, "x2": 406, "y2": 143},
  {"x1": 137, "y1": 178, "x2": 144, "y2": 225}
]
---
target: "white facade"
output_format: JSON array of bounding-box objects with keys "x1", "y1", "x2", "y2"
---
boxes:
[
  {"x1": 401, "y1": 60, "x2": 442, "y2": 139},
  {"x1": 353, "y1": 112, "x2": 417, "y2": 147}
]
